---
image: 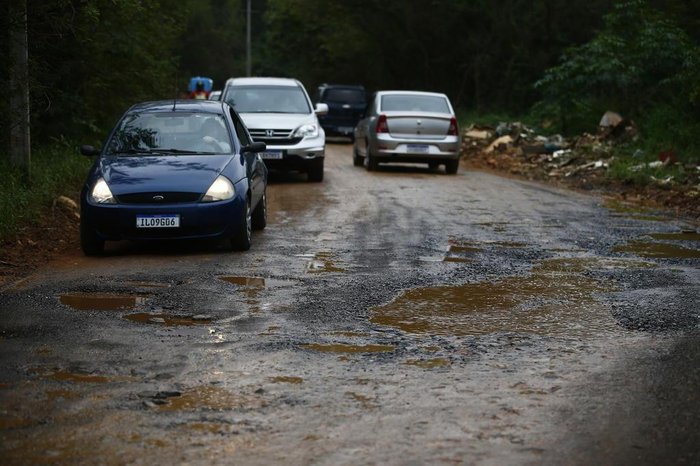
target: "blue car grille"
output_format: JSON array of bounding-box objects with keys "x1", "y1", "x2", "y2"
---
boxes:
[{"x1": 116, "y1": 192, "x2": 201, "y2": 204}]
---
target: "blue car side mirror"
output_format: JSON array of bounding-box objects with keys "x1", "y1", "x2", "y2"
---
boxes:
[{"x1": 80, "y1": 145, "x2": 100, "y2": 156}]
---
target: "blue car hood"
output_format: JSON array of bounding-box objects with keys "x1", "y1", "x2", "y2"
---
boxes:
[{"x1": 100, "y1": 155, "x2": 236, "y2": 195}]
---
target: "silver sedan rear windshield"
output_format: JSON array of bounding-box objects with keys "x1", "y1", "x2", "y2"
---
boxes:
[
  {"x1": 381, "y1": 95, "x2": 450, "y2": 113},
  {"x1": 225, "y1": 85, "x2": 311, "y2": 114},
  {"x1": 106, "y1": 113, "x2": 232, "y2": 155}
]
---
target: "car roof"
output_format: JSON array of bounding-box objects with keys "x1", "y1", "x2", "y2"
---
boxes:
[
  {"x1": 320, "y1": 83, "x2": 365, "y2": 90},
  {"x1": 127, "y1": 100, "x2": 227, "y2": 114},
  {"x1": 224, "y1": 77, "x2": 301, "y2": 87},
  {"x1": 376, "y1": 90, "x2": 449, "y2": 98}
]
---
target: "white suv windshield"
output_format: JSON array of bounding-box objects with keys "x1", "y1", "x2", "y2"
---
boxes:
[{"x1": 225, "y1": 85, "x2": 311, "y2": 114}]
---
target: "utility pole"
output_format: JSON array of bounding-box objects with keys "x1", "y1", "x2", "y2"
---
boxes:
[
  {"x1": 246, "y1": 0, "x2": 252, "y2": 76},
  {"x1": 9, "y1": 0, "x2": 31, "y2": 176}
]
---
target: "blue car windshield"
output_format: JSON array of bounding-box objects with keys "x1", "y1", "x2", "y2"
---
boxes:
[
  {"x1": 381, "y1": 95, "x2": 450, "y2": 113},
  {"x1": 224, "y1": 86, "x2": 311, "y2": 114},
  {"x1": 106, "y1": 112, "x2": 233, "y2": 155}
]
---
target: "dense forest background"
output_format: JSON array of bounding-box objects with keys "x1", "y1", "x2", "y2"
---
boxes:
[{"x1": 2, "y1": 0, "x2": 700, "y2": 150}]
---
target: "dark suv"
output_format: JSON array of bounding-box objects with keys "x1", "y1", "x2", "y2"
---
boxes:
[{"x1": 317, "y1": 84, "x2": 367, "y2": 140}]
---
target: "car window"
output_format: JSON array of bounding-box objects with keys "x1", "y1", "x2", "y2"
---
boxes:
[
  {"x1": 229, "y1": 108, "x2": 251, "y2": 147},
  {"x1": 106, "y1": 112, "x2": 233, "y2": 155},
  {"x1": 323, "y1": 88, "x2": 365, "y2": 104},
  {"x1": 367, "y1": 94, "x2": 377, "y2": 116},
  {"x1": 380, "y1": 95, "x2": 450, "y2": 113},
  {"x1": 224, "y1": 85, "x2": 311, "y2": 114}
]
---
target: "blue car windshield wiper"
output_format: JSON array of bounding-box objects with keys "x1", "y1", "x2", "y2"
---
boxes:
[
  {"x1": 111, "y1": 148, "x2": 153, "y2": 155},
  {"x1": 149, "y1": 148, "x2": 216, "y2": 155}
]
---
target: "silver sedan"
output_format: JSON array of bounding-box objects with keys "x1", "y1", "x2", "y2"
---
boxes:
[{"x1": 353, "y1": 91, "x2": 461, "y2": 174}]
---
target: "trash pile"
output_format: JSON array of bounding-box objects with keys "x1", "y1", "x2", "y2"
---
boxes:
[
  {"x1": 460, "y1": 111, "x2": 700, "y2": 219},
  {"x1": 462, "y1": 112, "x2": 700, "y2": 185},
  {"x1": 460, "y1": 111, "x2": 646, "y2": 181}
]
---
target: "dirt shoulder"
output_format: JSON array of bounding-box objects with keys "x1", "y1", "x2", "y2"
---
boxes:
[{"x1": 0, "y1": 199, "x2": 80, "y2": 289}]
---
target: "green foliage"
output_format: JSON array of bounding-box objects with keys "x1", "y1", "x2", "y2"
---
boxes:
[
  {"x1": 0, "y1": 142, "x2": 91, "y2": 240},
  {"x1": 177, "y1": 0, "x2": 246, "y2": 90},
  {"x1": 535, "y1": 0, "x2": 700, "y2": 115}
]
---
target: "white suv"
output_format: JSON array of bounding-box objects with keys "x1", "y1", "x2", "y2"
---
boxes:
[{"x1": 221, "y1": 77, "x2": 328, "y2": 182}]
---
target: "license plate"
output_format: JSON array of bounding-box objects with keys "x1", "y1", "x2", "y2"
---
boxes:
[
  {"x1": 338, "y1": 126, "x2": 353, "y2": 133},
  {"x1": 260, "y1": 150, "x2": 283, "y2": 160},
  {"x1": 136, "y1": 215, "x2": 180, "y2": 228},
  {"x1": 407, "y1": 144, "x2": 429, "y2": 153}
]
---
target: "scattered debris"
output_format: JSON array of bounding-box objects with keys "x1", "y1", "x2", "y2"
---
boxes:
[
  {"x1": 55, "y1": 196, "x2": 78, "y2": 212},
  {"x1": 461, "y1": 112, "x2": 700, "y2": 221}
]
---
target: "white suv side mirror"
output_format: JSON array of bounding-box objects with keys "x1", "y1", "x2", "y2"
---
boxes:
[{"x1": 314, "y1": 103, "x2": 329, "y2": 116}]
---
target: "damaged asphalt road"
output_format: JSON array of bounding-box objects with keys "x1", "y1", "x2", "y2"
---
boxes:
[{"x1": 1, "y1": 144, "x2": 699, "y2": 465}]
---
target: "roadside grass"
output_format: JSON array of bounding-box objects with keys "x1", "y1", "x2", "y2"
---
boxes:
[
  {"x1": 606, "y1": 153, "x2": 692, "y2": 186},
  {"x1": 0, "y1": 141, "x2": 91, "y2": 241}
]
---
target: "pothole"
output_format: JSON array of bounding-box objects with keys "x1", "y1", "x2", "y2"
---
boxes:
[
  {"x1": 370, "y1": 257, "x2": 649, "y2": 337},
  {"x1": 59, "y1": 292, "x2": 147, "y2": 311},
  {"x1": 269, "y1": 376, "x2": 304, "y2": 384},
  {"x1": 302, "y1": 252, "x2": 346, "y2": 273},
  {"x1": 404, "y1": 358, "x2": 450, "y2": 368},
  {"x1": 219, "y1": 276, "x2": 266, "y2": 287},
  {"x1": 123, "y1": 313, "x2": 212, "y2": 326},
  {"x1": 647, "y1": 231, "x2": 700, "y2": 242},
  {"x1": 613, "y1": 241, "x2": 700, "y2": 258},
  {"x1": 301, "y1": 343, "x2": 395, "y2": 353},
  {"x1": 155, "y1": 386, "x2": 262, "y2": 412}
]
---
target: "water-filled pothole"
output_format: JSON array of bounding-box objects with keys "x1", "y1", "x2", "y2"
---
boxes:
[
  {"x1": 613, "y1": 241, "x2": 700, "y2": 258},
  {"x1": 647, "y1": 231, "x2": 700, "y2": 242},
  {"x1": 219, "y1": 276, "x2": 266, "y2": 287},
  {"x1": 370, "y1": 257, "x2": 649, "y2": 337},
  {"x1": 302, "y1": 343, "x2": 395, "y2": 353},
  {"x1": 303, "y1": 252, "x2": 346, "y2": 273},
  {"x1": 404, "y1": 358, "x2": 450, "y2": 368},
  {"x1": 157, "y1": 386, "x2": 261, "y2": 411},
  {"x1": 59, "y1": 292, "x2": 147, "y2": 311},
  {"x1": 269, "y1": 376, "x2": 304, "y2": 384},
  {"x1": 124, "y1": 313, "x2": 212, "y2": 326}
]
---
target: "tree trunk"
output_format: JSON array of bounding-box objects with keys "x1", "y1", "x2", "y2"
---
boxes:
[{"x1": 9, "y1": 0, "x2": 31, "y2": 176}]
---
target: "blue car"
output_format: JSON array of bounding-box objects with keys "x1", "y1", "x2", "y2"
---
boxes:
[{"x1": 79, "y1": 100, "x2": 268, "y2": 255}]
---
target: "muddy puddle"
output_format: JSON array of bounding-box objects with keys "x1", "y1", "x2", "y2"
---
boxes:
[
  {"x1": 613, "y1": 241, "x2": 700, "y2": 259},
  {"x1": 59, "y1": 292, "x2": 147, "y2": 311},
  {"x1": 301, "y1": 251, "x2": 346, "y2": 273},
  {"x1": 371, "y1": 257, "x2": 650, "y2": 337},
  {"x1": 124, "y1": 313, "x2": 212, "y2": 326},
  {"x1": 444, "y1": 240, "x2": 527, "y2": 263},
  {"x1": 29, "y1": 367, "x2": 120, "y2": 384},
  {"x1": 269, "y1": 376, "x2": 304, "y2": 384},
  {"x1": 604, "y1": 200, "x2": 669, "y2": 222},
  {"x1": 157, "y1": 385, "x2": 261, "y2": 412},
  {"x1": 404, "y1": 358, "x2": 450, "y2": 368},
  {"x1": 302, "y1": 343, "x2": 395, "y2": 354},
  {"x1": 647, "y1": 231, "x2": 700, "y2": 242},
  {"x1": 219, "y1": 276, "x2": 266, "y2": 287}
]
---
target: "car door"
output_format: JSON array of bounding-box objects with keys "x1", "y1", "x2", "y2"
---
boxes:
[
  {"x1": 229, "y1": 107, "x2": 265, "y2": 207},
  {"x1": 355, "y1": 93, "x2": 376, "y2": 156}
]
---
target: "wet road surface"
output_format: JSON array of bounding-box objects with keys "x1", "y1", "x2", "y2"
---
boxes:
[{"x1": 1, "y1": 143, "x2": 699, "y2": 465}]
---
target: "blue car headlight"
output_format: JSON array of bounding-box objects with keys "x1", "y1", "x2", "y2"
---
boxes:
[
  {"x1": 202, "y1": 175, "x2": 235, "y2": 202},
  {"x1": 90, "y1": 178, "x2": 116, "y2": 204}
]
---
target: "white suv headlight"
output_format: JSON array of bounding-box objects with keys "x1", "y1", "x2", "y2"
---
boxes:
[
  {"x1": 202, "y1": 175, "x2": 235, "y2": 202},
  {"x1": 90, "y1": 178, "x2": 116, "y2": 204},
  {"x1": 293, "y1": 124, "x2": 319, "y2": 138}
]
